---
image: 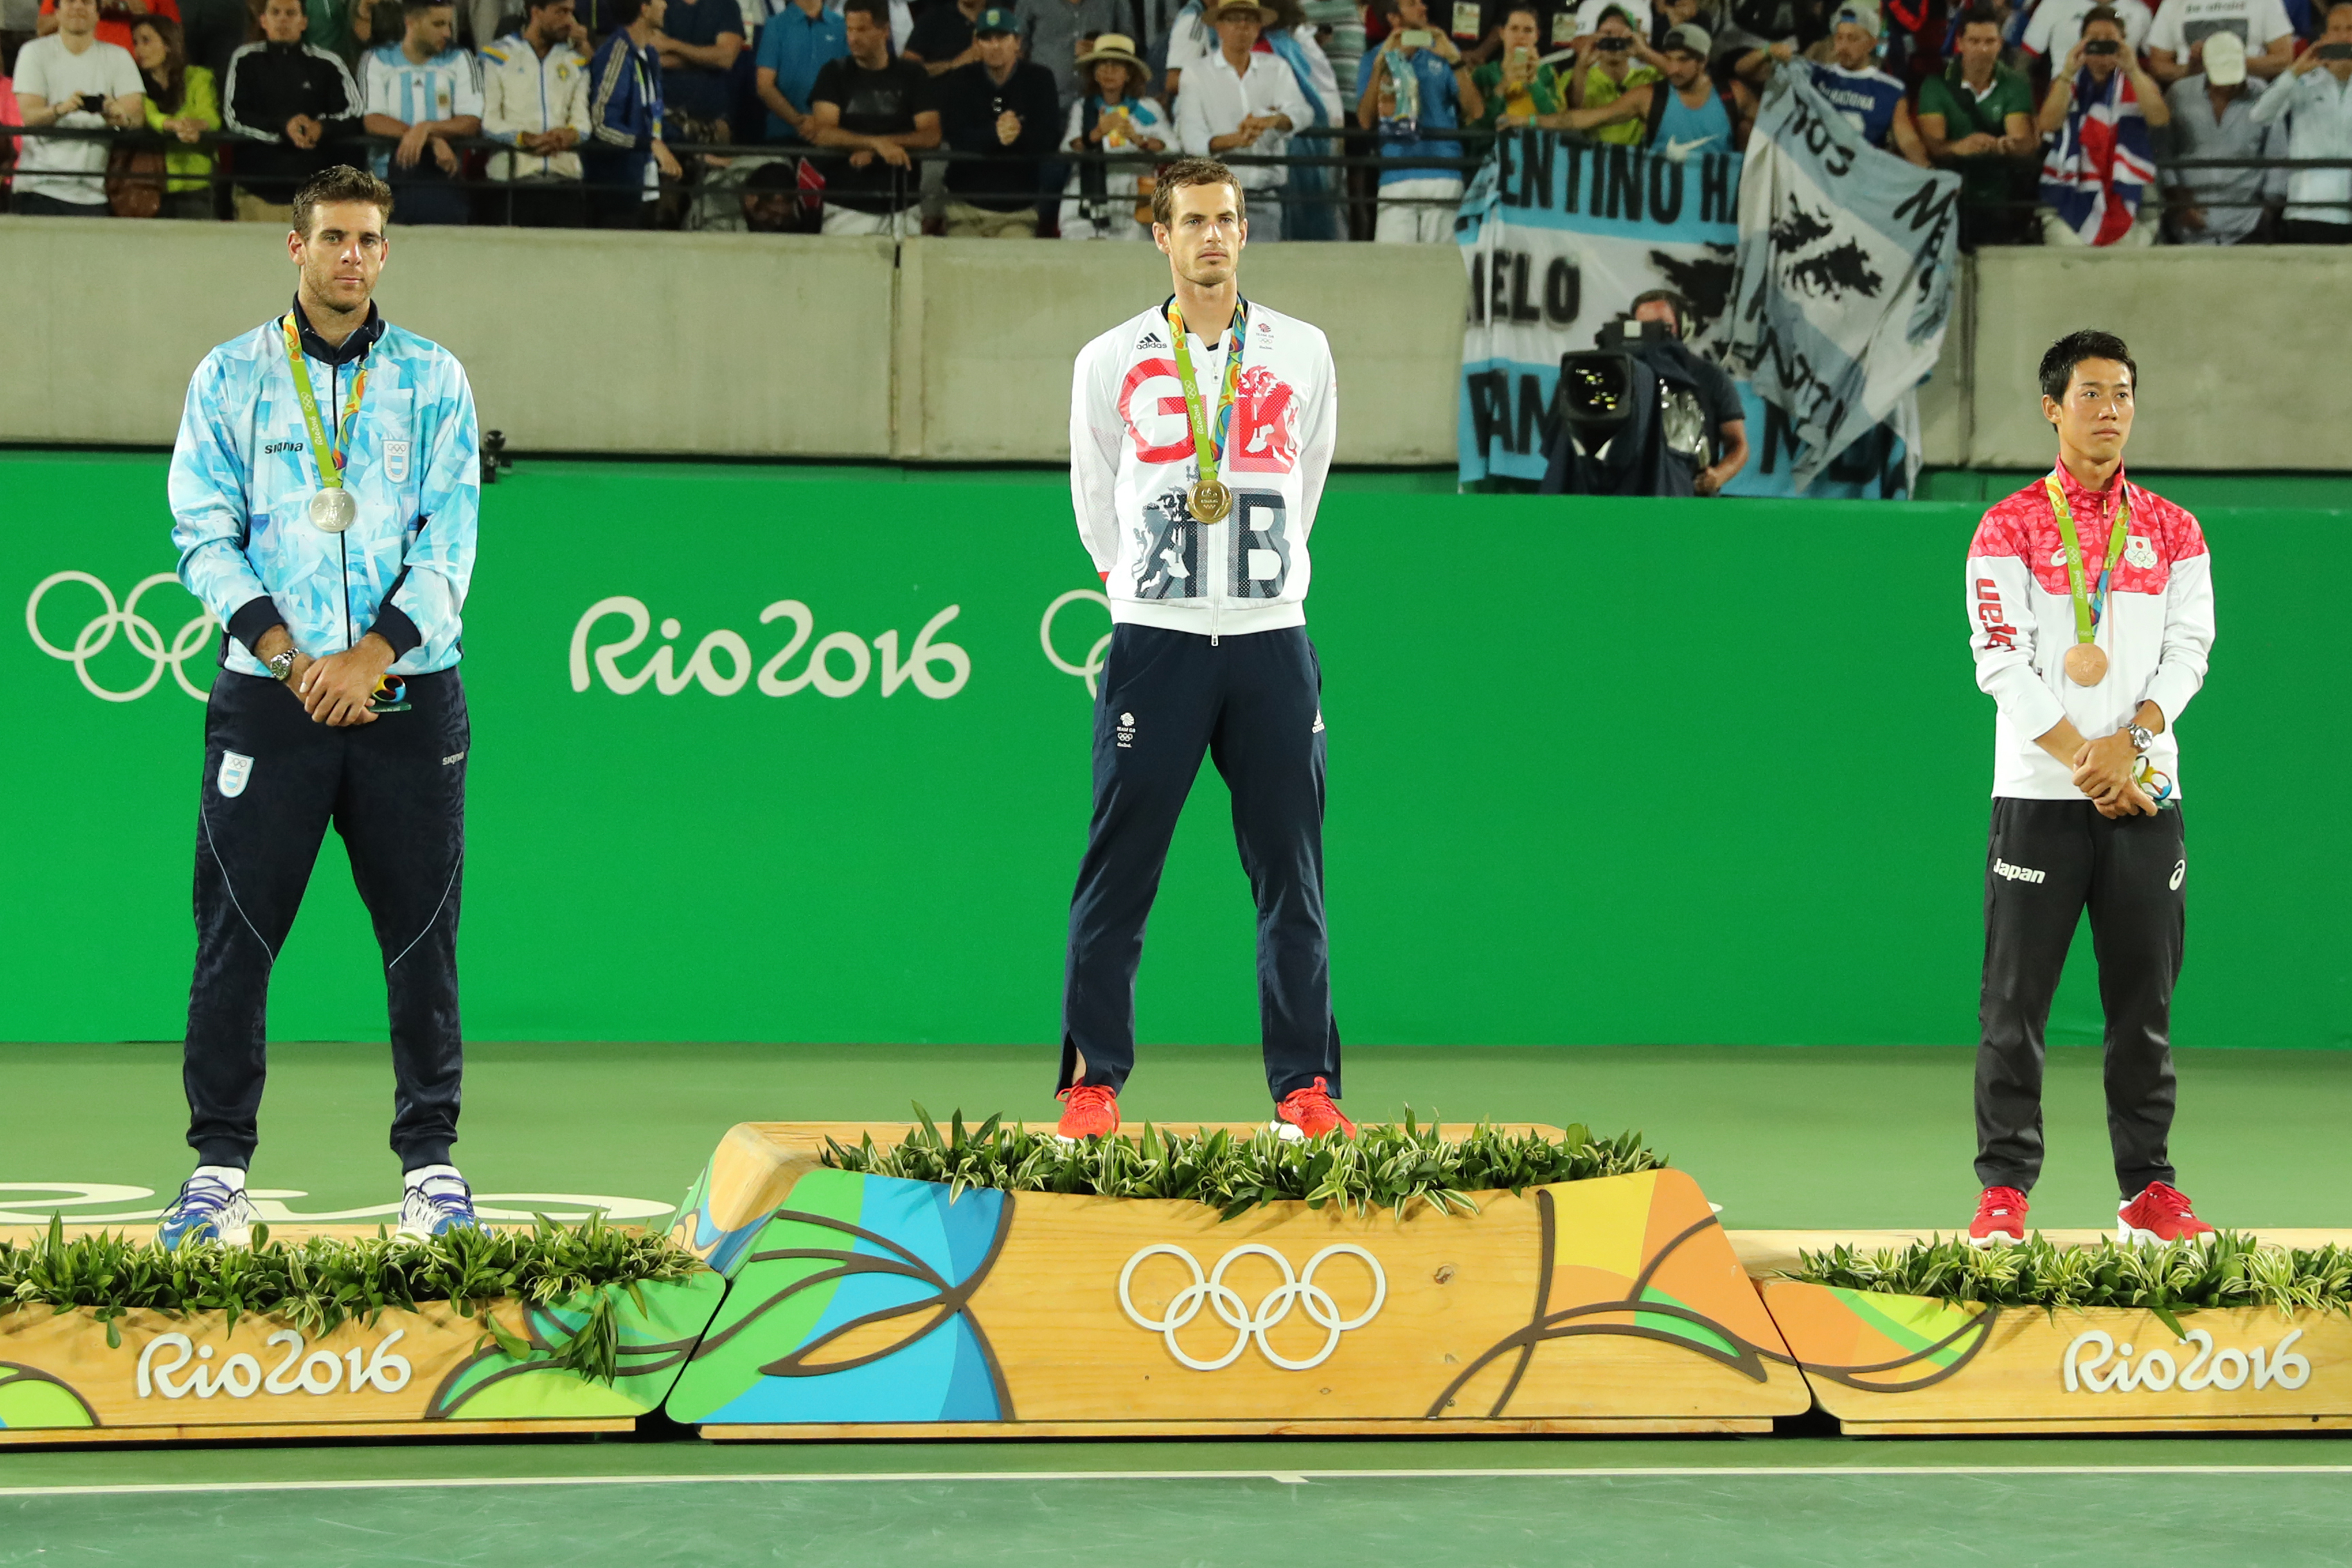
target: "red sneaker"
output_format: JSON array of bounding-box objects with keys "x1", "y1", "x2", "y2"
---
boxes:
[
  {"x1": 1967, "y1": 1186, "x2": 2030, "y2": 1248},
  {"x1": 1055, "y1": 1083, "x2": 1120, "y2": 1139},
  {"x1": 2118, "y1": 1181, "x2": 2217, "y2": 1245},
  {"x1": 1274, "y1": 1077, "x2": 1357, "y2": 1140}
]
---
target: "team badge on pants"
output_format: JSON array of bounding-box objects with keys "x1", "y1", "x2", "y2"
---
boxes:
[{"x1": 217, "y1": 751, "x2": 254, "y2": 799}]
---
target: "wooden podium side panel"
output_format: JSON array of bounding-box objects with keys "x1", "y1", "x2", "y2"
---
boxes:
[
  {"x1": 667, "y1": 1165, "x2": 1809, "y2": 1432},
  {"x1": 0, "y1": 1272, "x2": 724, "y2": 1439},
  {"x1": 1762, "y1": 1281, "x2": 2352, "y2": 1433}
]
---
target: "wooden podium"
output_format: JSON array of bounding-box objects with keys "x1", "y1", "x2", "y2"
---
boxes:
[
  {"x1": 661, "y1": 1122, "x2": 1812, "y2": 1438},
  {"x1": 1762, "y1": 1280, "x2": 2352, "y2": 1435}
]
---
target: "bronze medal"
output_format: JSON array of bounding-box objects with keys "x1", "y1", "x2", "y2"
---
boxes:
[
  {"x1": 2063, "y1": 642, "x2": 2108, "y2": 686},
  {"x1": 1187, "y1": 478, "x2": 1233, "y2": 523}
]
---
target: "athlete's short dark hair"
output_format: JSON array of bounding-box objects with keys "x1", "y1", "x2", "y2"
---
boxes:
[
  {"x1": 1958, "y1": 4, "x2": 2002, "y2": 29},
  {"x1": 1151, "y1": 157, "x2": 1246, "y2": 229},
  {"x1": 292, "y1": 165, "x2": 394, "y2": 237},
  {"x1": 2039, "y1": 330, "x2": 2137, "y2": 403}
]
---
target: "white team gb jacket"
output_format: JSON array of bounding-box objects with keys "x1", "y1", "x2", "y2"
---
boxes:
[{"x1": 1070, "y1": 297, "x2": 1339, "y2": 640}]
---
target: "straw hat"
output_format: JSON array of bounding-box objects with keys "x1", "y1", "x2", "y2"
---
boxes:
[
  {"x1": 1209, "y1": 0, "x2": 1281, "y2": 24},
  {"x1": 1077, "y1": 31, "x2": 1155, "y2": 89}
]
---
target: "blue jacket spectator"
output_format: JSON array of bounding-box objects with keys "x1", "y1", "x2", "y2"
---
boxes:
[{"x1": 583, "y1": 0, "x2": 677, "y2": 226}]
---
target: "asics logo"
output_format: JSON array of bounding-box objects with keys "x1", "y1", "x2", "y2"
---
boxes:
[
  {"x1": 2171, "y1": 859, "x2": 2186, "y2": 891},
  {"x1": 1117, "y1": 1242, "x2": 1386, "y2": 1371},
  {"x1": 1041, "y1": 587, "x2": 1113, "y2": 697},
  {"x1": 26, "y1": 571, "x2": 215, "y2": 704}
]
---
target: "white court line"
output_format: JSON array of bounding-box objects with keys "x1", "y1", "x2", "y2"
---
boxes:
[{"x1": 4, "y1": 1464, "x2": 2352, "y2": 1500}]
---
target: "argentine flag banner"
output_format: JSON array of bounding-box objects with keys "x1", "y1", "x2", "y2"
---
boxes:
[
  {"x1": 1456, "y1": 132, "x2": 1741, "y2": 487},
  {"x1": 1726, "y1": 67, "x2": 1963, "y2": 493}
]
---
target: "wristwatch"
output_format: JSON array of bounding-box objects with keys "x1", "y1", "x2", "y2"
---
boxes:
[
  {"x1": 265, "y1": 649, "x2": 297, "y2": 683},
  {"x1": 2126, "y1": 723, "x2": 2155, "y2": 754}
]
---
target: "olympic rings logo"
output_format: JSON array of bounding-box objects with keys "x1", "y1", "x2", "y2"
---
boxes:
[
  {"x1": 26, "y1": 571, "x2": 214, "y2": 704},
  {"x1": 1117, "y1": 1243, "x2": 1387, "y2": 1372},
  {"x1": 1040, "y1": 588, "x2": 1112, "y2": 697}
]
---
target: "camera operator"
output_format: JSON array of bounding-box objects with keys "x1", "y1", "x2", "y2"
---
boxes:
[
  {"x1": 1538, "y1": 295, "x2": 1743, "y2": 498},
  {"x1": 1632, "y1": 289, "x2": 1746, "y2": 493}
]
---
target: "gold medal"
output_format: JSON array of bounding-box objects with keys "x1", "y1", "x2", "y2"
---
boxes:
[
  {"x1": 2062, "y1": 643, "x2": 2108, "y2": 686},
  {"x1": 1167, "y1": 298, "x2": 1247, "y2": 532},
  {"x1": 1187, "y1": 478, "x2": 1232, "y2": 523}
]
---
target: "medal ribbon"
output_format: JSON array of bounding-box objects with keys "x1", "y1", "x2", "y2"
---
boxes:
[
  {"x1": 1167, "y1": 298, "x2": 1247, "y2": 500},
  {"x1": 2043, "y1": 474, "x2": 2131, "y2": 648},
  {"x1": 280, "y1": 314, "x2": 369, "y2": 492}
]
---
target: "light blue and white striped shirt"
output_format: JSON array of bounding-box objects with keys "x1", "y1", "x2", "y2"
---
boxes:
[{"x1": 360, "y1": 43, "x2": 485, "y2": 177}]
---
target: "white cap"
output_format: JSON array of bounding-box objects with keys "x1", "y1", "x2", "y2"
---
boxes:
[{"x1": 2202, "y1": 29, "x2": 2247, "y2": 86}]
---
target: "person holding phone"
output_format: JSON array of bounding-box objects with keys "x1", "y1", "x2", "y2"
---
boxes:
[
  {"x1": 1357, "y1": 0, "x2": 1480, "y2": 238},
  {"x1": 2037, "y1": 4, "x2": 2170, "y2": 245},
  {"x1": 2246, "y1": 0, "x2": 2352, "y2": 243},
  {"x1": 10, "y1": 0, "x2": 145, "y2": 212},
  {"x1": 1566, "y1": 3, "x2": 1659, "y2": 144},
  {"x1": 158, "y1": 163, "x2": 484, "y2": 1250},
  {"x1": 1466, "y1": 4, "x2": 1564, "y2": 127}
]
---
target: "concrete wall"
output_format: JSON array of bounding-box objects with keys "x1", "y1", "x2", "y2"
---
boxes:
[
  {"x1": 1, "y1": 214, "x2": 2339, "y2": 471},
  {"x1": 1967, "y1": 247, "x2": 2352, "y2": 470},
  {"x1": 0, "y1": 217, "x2": 897, "y2": 456},
  {"x1": 894, "y1": 238, "x2": 1466, "y2": 465}
]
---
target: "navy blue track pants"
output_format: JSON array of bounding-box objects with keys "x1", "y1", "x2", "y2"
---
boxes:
[
  {"x1": 183, "y1": 668, "x2": 469, "y2": 1171},
  {"x1": 1058, "y1": 624, "x2": 1342, "y2": 1102}
]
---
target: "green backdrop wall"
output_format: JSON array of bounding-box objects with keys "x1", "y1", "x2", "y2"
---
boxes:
[{"x1": 6, "y1": 452, "x2": 2344, "y2": 1049}]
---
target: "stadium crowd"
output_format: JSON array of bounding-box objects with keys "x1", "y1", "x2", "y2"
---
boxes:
[{"x1": 1, "y1": 0, "x2": 2345, "y2": 240}]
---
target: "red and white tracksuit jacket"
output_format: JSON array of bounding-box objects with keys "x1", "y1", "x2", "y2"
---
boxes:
[
  {"x1": 1966, "y1": 466, "x2": 2216, "y2": 800},
  {"x1": 1069, "y1": 297, "x2": 1339, "y2": 641}
]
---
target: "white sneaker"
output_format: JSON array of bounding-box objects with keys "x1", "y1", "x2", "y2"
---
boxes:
[
  {"x1": 157, "y1": 1172, "x2": 259, "y2": 1250},
  {"x1": 396, "y1": 1168, "x2": 485, "y2": 1240}
]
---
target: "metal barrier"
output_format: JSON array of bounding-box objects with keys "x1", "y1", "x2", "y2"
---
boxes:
[{"x1": 5, "y1": 121, "x2": 2348, "y2": 228}]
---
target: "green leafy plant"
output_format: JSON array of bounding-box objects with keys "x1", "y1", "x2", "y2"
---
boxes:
[
  {"x1": 822, "y1": 1106, "x2": 1665, "y2": 1219},
  {"x1": 1791, "y1": 1232, "x2": 2352, "y2": 1335},
  {"x1": 0, "y1": 1215, "x2": 705, "y2": 1381}
]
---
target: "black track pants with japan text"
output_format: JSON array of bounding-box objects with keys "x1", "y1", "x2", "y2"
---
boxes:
[
  {"x1": 1059, "y1": 624, "x2": 1341, "y2": 1103},
  {"x1": 184, "y1": 669, "x2": 469, "y2": 1171},
  {"x1": 1975, "y1": 797, "x2": 2187, "y2": 1198}
]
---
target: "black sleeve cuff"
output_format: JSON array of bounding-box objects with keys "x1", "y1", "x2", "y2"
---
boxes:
[
  {"x1": 369, "y1": 601, "x2": 423, "y2": 661},
  {"x1": 227, "y1": 596, "x2": 283, "y2": 657}
]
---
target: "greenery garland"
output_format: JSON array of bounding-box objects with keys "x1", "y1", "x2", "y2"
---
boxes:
[
  {"x1": 821, "y1": 1108, "x2": 1666, "y2": 1219},
  {"x1": 1793, "y1": 1232, "x2": 2352, "y2": 1334},
  {"x1": 0, "y1": 1216, "x2": 705, "y2": 1381}
]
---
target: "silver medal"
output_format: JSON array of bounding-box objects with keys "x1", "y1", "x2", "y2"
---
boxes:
[{"x1": 309, "y1": 488, "x2": 358, "y2": 534}]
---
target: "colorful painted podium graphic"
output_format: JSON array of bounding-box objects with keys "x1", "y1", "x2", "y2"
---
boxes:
[
  {"x1": 663, "y1": 1123, "x2": 1812, "y2": 1436},
  {"x1": 1762, "y1": 1281, "x2": 2352, "y2": 1435},
  {"x1": 0, "y1": 1273, "x2": 725, "y2": 1443}
]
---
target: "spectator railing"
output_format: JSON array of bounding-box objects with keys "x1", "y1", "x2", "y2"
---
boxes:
[{"x1": 6, "y1": 121, "x2": 2350, "y2": 225}]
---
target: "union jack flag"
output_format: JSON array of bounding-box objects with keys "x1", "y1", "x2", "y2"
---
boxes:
[{"x1": 2039, "y1": 65, "x2": 2156, "y2": 246}]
